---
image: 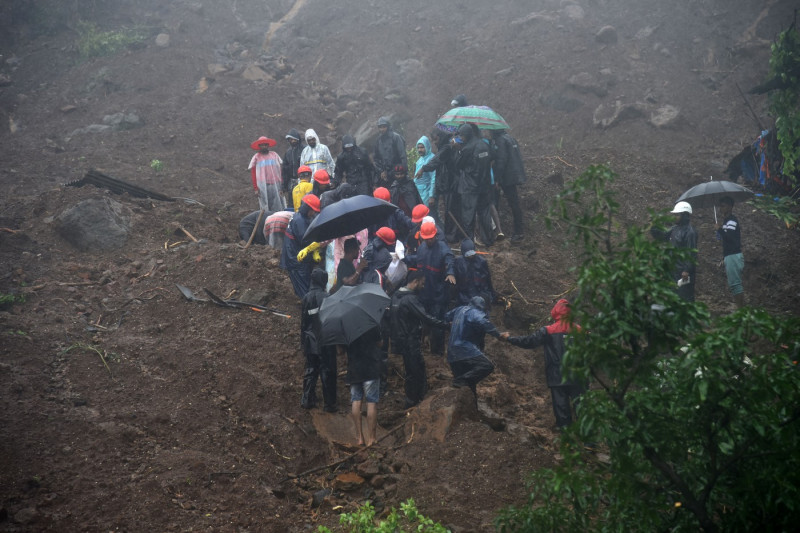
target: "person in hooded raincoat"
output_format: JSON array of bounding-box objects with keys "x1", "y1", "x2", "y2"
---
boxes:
[
  {"x1": 413, "y1": 135, "x2": 436, "y2": 206},
  {"x1": 453, "y1": 124, "x2": 493, "y2": 245},
  {"x1": 416, "y1": 130, "x2": 457, "y2": 236},
  {"x1": 300, "y1": 268, "x2": 337, "y2": 412},
  {"x1": 445, "y1": 296, "x2": 507, "y2": 396},
  {"x1": 373, "y1": 117, "x2": 407, "y2": 189},
  {"x1": 300, "y1": 129, "x2": 335, "y2": 179},
  {"x1": 281, "y1": 194, "x2": 321, "y2": 298},
  {"x1": 389, "y1": 165, "x2": 423, "y2": 218},
  {"x1": 502, "y1": 299, "x2": 585, "y2": 429},
  {"x1": 281, "y1": 128, "x2": 305, "y2": 195},
  {"x1": 370, "y1": 187, "x2": 414, "y2": 243},
  {"x1": 248, "y1": 136, "x2": 286, "y2": 212},
  {"x1": 334, "y1": 135, "x2": 375, "y2": 196}
]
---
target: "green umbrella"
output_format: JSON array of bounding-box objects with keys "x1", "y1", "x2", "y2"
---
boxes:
[{"x1": 435, "y1": 105, "x2": 510, "y2": 131}]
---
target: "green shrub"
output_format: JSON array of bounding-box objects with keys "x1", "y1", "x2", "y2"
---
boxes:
[
  {"x1": 768, "y1": 26, "x2": 800, "y2": 184},
  {"x1": 318, "y1": 499, "x2": 449, "y2": 533},
  {"x1": 75, "y1": 21, "x2": 149, "y2": 59}
]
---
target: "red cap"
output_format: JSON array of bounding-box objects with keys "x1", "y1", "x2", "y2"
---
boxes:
[
  {"x1": 313, "y1": 169, "x2": 330, "y2": 185},
  {"x1": 297, "y1": 165, "x2": 312, "y2": 175},
  {"x1": 376, "y1": 227, "x2": 396, "y2": 246},
  {"x1": 250, "y1": 136, "x2": 277, "y2": 150},
  {"x1": 411, "y1": 204, "x2": 430, "y2": 223},
  {"x1": 373, "y1": 187, "x2": 391, "y2": 202},
  {"x1": 302, "y1": 194, "x2": 321, "y2": 212},
  {"x1": 420, "y1": 221, "x2": 437, "y2": 239}
]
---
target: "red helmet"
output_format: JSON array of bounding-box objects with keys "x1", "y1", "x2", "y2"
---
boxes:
[
  {"x1": 302, "y1": 194, "x2": 321, "y2": 212},
  {"x1": 373, "y1": 187, "x2": 391, "y2": 202},
  {"x1": 375, "y1": 226, "x2": 396, "y2": 246},
  {"x1": 297, "y1": 165, "x2": 312, "y2": 175},
  {"x1": 420, "y1": 221, "x2": 437, "y2": 239},
  {"x1": 313, "y1": 169, "x2": 330, "y2": 185},
  {"x1": 411, "y1": 204, "x2": 430, "y2": 223}
]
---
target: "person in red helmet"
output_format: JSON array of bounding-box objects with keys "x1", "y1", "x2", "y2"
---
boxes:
[
  {"x1": 502, "y1": 299, "x2": 585, "y2": 430},
  {"x1": 291, "y1": 165, "x2": 314, "y2": 212},
  {"x1": 248, "y1": 136, "x2": 285, "y2": 212},
  {"x1": 404, "y1": 221, "x2": 455, "y2": 355},
  {"x1": 369, "y1": 187, "x2": 413, "y2": 242},
  {"x1": 405, "y1": 205, "x2": 443, "y2": 255},
  {"x1": 281, "y1": 194, "x2": 321, "y2": 298}
]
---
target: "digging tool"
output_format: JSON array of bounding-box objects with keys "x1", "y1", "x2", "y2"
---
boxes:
[
  {"x1": 244, "y1": 210, "x2": 266, "y2": 249},
  {"x1": 202, "y1": 287, "x2": 291, "y2": 318},
  {"x1": 176, "y1": 283, "x2": 208, "y2": 302}
]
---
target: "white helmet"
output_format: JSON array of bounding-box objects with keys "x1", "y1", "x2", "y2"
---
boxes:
[{"x1": 670, "y1": 201, "x2": 692, "y2": 214}]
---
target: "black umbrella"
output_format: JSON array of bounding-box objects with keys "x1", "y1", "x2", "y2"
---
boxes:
[
  {"x1": 318, "y1": 283, "x2": 390, "y2": 346},
  {"x1": 302, "y1": 195, "x2": 397, "y2": 244},
  {"x1": 677, "y1": 180, "x2": 754, "y2": 209}
]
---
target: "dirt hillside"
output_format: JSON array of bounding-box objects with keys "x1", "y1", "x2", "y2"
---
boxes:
[{"x1": 1, "y1": 0, "x2": 799, "y2": 531}]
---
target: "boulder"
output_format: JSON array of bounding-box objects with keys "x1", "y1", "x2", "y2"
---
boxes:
[
  {"x1": 568, "y1": 72, "x2": 608, "y2": 97},
  {"x1": 241, "y1": 64, "x2": 272, "y2": 82},
  {"x1": 55, "y1": 197, "x2": 131, "y2": 252},
  {"x1": 102, "y1": 112, "x2": 143, "y2": 130},
  {"x1": 593, "y1": 101, "x2": 646, "y2": 129},
  {"x1": 155, "y1": 33, "x2": 170, "y2": 47},
  {"x1": 595, "y1": 25, "x2": 618, "y2": 44},
  {"x1": 649, "y1": 105, "x2": 680, "y2": 128}
]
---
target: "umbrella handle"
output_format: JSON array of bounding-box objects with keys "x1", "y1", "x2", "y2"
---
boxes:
[{"x1": 713, "y1": 205, "x2": 717, "y2": 225}]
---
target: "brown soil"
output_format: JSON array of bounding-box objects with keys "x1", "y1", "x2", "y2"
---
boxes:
[{"x1": 1, "y1": 1, "x2": 798, "y2": 531}]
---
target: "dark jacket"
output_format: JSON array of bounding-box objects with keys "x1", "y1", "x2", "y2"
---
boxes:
[
  {"x1": 390, "y1": 287, "x2": 448, "y2": 353},
  {"x1": 507, "y1": 299, "x2": 581, "y2": 388},
  {"x1": 361, "y1": 237, "x2": 395, "y2": 293},
  {"x1": 405, "y1": 221, "x2": 445, "y2": 255},
  {"x1": 490, "y1": 131, "x2": 527, "y2": 187},
  {"x1": 421, "y1": 134, "x2": 457, "y2": 198},
  {"x1": 717, "y1": 213, "x2": 742, "y2": 257},
  {"x1": 280, "y1": 203, "x2": 314, "y2": 270},
  {"x1": 281, "y1": 129, "x2": 304, "y2": 193},
  {"x1": 301, "y1": 269, "x2": 328, "y2": 355},
  {"x1": 651, "y1": 213, "x2": 698, "y2": 284},
  {"x1": 373, "y1": 119, "x2": 408, "y2": 177},
  {"x1": 405, "y1": 239, "x2": 454, "y2": 305},
  {"x1": 455, "y1": 132, "x2": 492, "y2": 195},
  {"x1": 346, "y1": 326, "x2": 382, "y2": 384},
  {"x1": 369, "y1": 209, "x2": 414, "y2": 243},
  {"x1": 453, "y1": 239, "x2": 496, "y2": 306},
  {"x1": 390, "y1": 175, "x2": 423, "y2": 217},
  {"x1": 334, "y1": 135, "x2": 375, "y2": 195},
  {"x1": 444, "y1": 298, "x2": 501, "y2": 362}
]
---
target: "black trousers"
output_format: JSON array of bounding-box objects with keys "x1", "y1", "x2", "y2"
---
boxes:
[
  {"x1": 450, "y1": 354, "x2": 495, "y2": 393},
  {"x1": 422, "y1": 300, "x2": 447, "y2": 355},
  {"x1": 301, "y1": 347, "x2": 337, "y2": 409},
  {"x1": 398, "y1": 345, "x2": 428, "y2": 406},
  {"x1": 550, "y1": 382, "x2": 584, "y2": 428},
  {"x1": 495, "y1": 183, "x2": 524, "y2": 236}
]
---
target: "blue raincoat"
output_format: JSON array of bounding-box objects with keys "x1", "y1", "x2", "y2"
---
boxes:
[{"x1": 414, "y1": 136, "x2": 436, "y2": 204}]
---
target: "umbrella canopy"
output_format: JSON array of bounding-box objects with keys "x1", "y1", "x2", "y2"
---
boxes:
[
  {"x1": 302, "y1": 195, "x2": 397, "y2": 244},
  {"x1": 318, "y1": 283, "x2": 390, "y2": 346},
  {"x1": 676, "y1": 180, "x2": 754, "y2": 209},
  {"x1": 435, "y1": 105, "x2": 510, "y2": 132}
]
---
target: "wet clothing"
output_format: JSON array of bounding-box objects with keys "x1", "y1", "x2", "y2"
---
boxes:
[
  {"x1": 406, "y1": 240, "x2": 454, "y2": 354},
  {"x1": 507, "y1": 299, "x2": 585, "y2": 427},
  {"x1": 454, "y1": 239, "x2": 496, "y2": 308},
  {"x1": 390, "y1": 287, "x2": 448, "y2": 405},
  {"x1": 421, "y1": 138, "x2": 458, "y2": 238},
  {"x1": 491, "y1": 131, "x2": 526, "y2": 236},
  {"x1": 249, "y1": 151, "x2": 286, "y2": 212},
  {"x1": 346, "y1": 327, "x2": 382, "y2": 386},
  {"x1": 264, "y1": 210, "x2": 293, "y2": 248},
  {"x1": 238, "y1": 210, "x2": 270, "y2": 245},
  {"x1": 369, "y1": 209, "x2": 414, "y2": 244},
  {"x1": 454, "y1": 130, "x2": 493, "y2": 241},
  {"x1": 280, "y1": 202, "x2": 316, "y2": 298},
  {"x1": 300, "y1": 129, "x2": 335, "y2": 177},
  {"x1": 414, "y1": 136, "x2": 436, "y2": 205},
  {"x1": 373, "y1": 119, "x2": 407, "y2": 188},
  {"x1": 717, "y1": 213, "x2": 744, "y2": 295},
  {"x1": 651, "y1": 213, "x2": 698, "y2": 302},
  {"x1": 292, "y1": 181, "x2": 313, "y2": 212},
  {"x1": 334, "y1": 136, "x2": 375, "y2": 196},
  {"x1": 300, "y1": 269, "x2": 337, "y2": 410},
  {"x1": 445, "y1": 299, "x2": 500, "y2": 390},
  {"x1": 281, "y1": 129, "x2": 304, "y2": 193},
  {"x1": 390, "y1": 174, "x2": 423, "y2": 218}
]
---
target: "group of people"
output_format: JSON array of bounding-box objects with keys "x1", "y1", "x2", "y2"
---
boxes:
[
  {"x1": 239, "y1": 105, "x2": 592, "y2": 446},
  {"x1": 652, "y1": 197, "x2": 745, "y2": 308}
]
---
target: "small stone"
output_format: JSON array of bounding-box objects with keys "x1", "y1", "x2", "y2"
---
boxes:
[
  {"x1": 595, "y1": 25, "x2": 618, "y2": 44},
  {"x1": 14, "y1": 507, "x2": 38, "y2": 525},
  {"x1": 311, "y1": 488, "x2": 330, "y2": 508},
  {"x1": 155, "y1": 33, "x2": 171, "y2": 47}
]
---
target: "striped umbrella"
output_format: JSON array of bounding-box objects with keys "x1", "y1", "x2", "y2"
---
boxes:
[{"x1": 435, "y1": 105, "x2": 510, "y2": 133}]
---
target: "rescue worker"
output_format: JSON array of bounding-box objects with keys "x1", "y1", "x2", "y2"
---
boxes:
[
  {"x1": 281, "y1": 128, "x2": 304, "y2": 195},
  {"x1": 453, "y1": 238, "x2": 497, "y2": 310},
  {"x1": 390, "y1": 164, "x2": 423, "y2": 218},
  {"x1": 490, "y1": 129, "x2": 527, "y2": 242},
  {"x1": 280, "y1": 194, "x2": 321, "y2": 298},
  {"x1": 248, "y1": 136, "x2": 285, "y2": 212},
  {"x1": 300, "y1": 129, "x2": 335, "y2": 179},
  {"x1": 334, "y1": 134, "x2": 375, "y2": 196},
  {"x1": 651, "y1": 201, "x2": 698, "y2": 302},
  {"x1": 300, "y1": 268, "x2": 337, "y2": 412},
  {"x1": 373, "y1": 117, "x2": 407, "y2": 189}
]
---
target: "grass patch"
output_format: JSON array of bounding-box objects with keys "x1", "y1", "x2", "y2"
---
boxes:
[{"x1": 75, "y1": 21, "x2": 151, "y2": 59}]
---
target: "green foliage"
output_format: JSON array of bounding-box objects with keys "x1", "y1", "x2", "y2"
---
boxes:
[
  {"x1": 750, "y1": 194, "x2": 799, "y2": 228},
  {"x1": 496, "y1": 164, "x2": 800, "y2": 532},
  {"x1": 768, "y1": 26, "x2": 800, "y2": 182},
  {"x1": 317, "y1": 499, "x2": 449, "y2": 533},
  {"x1": 0, "y1": 292, "x2": 26, "y2": 308},
  {"x1": 407, "y1": 146, "x2": 420, "y2": 174},
  {"x1": 150, "y1": 159, "x2": 164, "y2": 172},
  {"x1": 75, "y1": 21, "x2": 149, "y2": 59}
]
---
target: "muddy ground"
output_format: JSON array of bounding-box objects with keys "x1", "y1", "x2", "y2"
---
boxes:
[{"x1": 1, "y1": 0, "x2": 799, "y2": 531}]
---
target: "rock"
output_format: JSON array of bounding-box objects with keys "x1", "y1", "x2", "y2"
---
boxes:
[
  {"x1": 207, "y1": 63, "x2": 228, "y2": 76},
  {"x1": 539, "y1": 92, "x2": 583, "y2": 113},
  {"x1": 45, "y1": 138, "x2": 65, "y2": 153},
  {"x1": 595, "y1": 25, "x2": 618, "y2": 44},
  {"x1": 155, "y1": 33, "x2": 171, "y2": 47},
  {"x1": 562, "y1": 4, "x2": 585, "y2": 20},
  {"x1": 649, "y1": 105, "x2": 680, "y2": 128},
  {"x1": 0, "y1": 73, "x2": 12, "y2": 87},
  {"x1": 311, "y1": 488, "x2": 330, "y2": 508},
  {"x1": 60, "y1": 105, "x2": 77, "y2": 113},
  {"x1": 333, "y1": 471, "x2": 365, "y2": 492},
  {"x1": 241, "y1": 64, "x2": 272, "y2": 82},
  {"x1": 55, "y1": 197, "x2": 131, "y2": 252},
  {"x1": 345, "y1": 100, "x2": 362, "y2": 113},
  {"x1": 102, "y1": 112, "x2": 143, "y2": 130},
  {"x1": 592, "y1": 101, "x2": 646, "y2": 129},
  {"x1": 14, "y1": 507, "x2": 38, "y2": 525},
  {"x1": 568, "y1": 72, "x2": 608, "y2": 97},
  {"x1": 511, "y1": 12, "x2": 557, "y2": 26},
  {"x1": 356, "y1": 459, "x2": 380, "y2": 479},
  {"x1": 370, "y1": 475, "x2": 387, "y2": 488}
]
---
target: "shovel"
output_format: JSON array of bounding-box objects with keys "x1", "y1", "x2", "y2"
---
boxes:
[
  {"x1": 202, "y1": 287, "x2": 291, "y2": 318},
  {"x1": 176, "y1": 283, "x2": 208, "y2": 303}
]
